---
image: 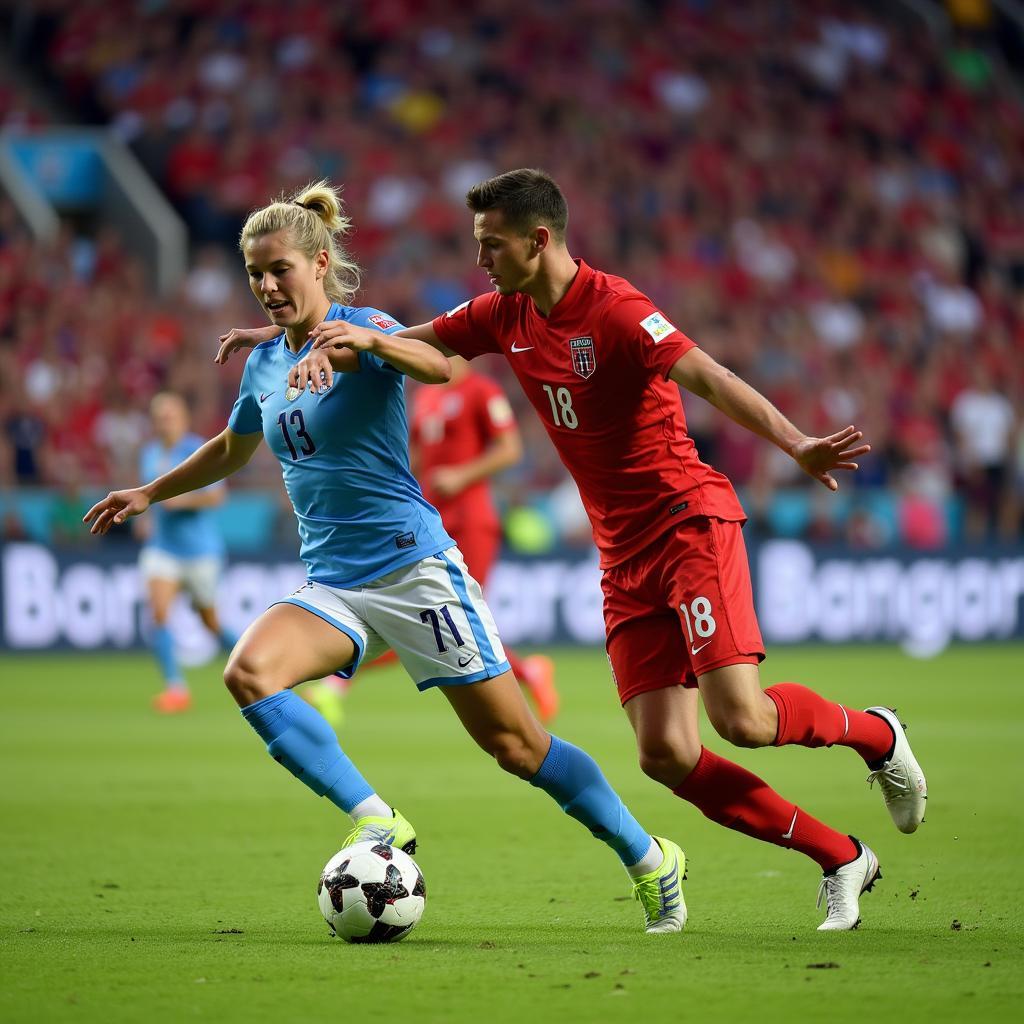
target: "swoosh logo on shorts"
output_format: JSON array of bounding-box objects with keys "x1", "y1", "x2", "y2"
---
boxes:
[
  {"x1": 457, "y1": 652, "x2": 479, "y2": 668},
  {"x1": 690, "y1": 640, "x2": 712, "y2": 657}
]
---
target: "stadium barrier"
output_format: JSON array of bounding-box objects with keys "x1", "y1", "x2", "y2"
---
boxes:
[{"x1": 2, "y1": 541, "x2": 1022, "y2": 657}]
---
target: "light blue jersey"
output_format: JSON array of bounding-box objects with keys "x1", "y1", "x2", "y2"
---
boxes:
[
  {"x1": 140, "y1": 433, "x2": 225, "y2": 558},
  {"x1": 228, "y1": 303, "x2": 453, "y2": 587}
]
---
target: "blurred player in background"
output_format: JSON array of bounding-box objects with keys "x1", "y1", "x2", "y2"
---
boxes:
[
  {"x1": 91, "y1": 181, "x2": 688, "y2": 934},
  {"x1": 308, "y1": 356, "x2": 559, "y2": 726},
  {"x1": 137, "y1": 391, "x2": 238, "y2": 713},
  {"x1": 294, "y1": 169, "x2": 929, "y2": 932},
  {"x1": 413, "y1": 357, "x2": 559, "y2": 719}
]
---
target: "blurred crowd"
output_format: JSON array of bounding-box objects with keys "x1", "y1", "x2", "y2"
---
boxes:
[{"x1": 1, "y1": 0, "x2": 1022, "y2": 547}]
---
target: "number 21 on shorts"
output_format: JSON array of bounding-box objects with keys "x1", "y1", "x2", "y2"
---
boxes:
[{"x1": 680, "y1": 596, "x2": 716, "y2": 654}]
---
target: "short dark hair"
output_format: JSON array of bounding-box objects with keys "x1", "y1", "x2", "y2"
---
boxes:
[{"x1": 466, "y1": 168, "x2": 568, "y2": 241}]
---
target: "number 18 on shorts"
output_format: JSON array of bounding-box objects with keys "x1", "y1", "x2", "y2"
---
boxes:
[{"x1": 602, "y1": 517, "x2": 765, "y2": 704}]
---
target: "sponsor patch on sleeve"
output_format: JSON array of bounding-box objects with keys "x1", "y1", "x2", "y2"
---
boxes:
[
  {"x1": 639, "y1": 311, "x2": 677, "y2": 343},
  {"x1": 486, "y1": 395, "x2": 514, "y2": 427},
  {"x1": 445, "y1": 299, "x2": 471, "y2": 318},
  {"x1": 369, "y1": 313, "x2": 398, "y2": 331}
]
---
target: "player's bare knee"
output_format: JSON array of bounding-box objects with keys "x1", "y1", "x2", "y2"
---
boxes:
[
  {"x1": 714, "y1": 712, "x2": 773, "y2": 749},
  {"x1": 223, "y1": 654, "x2": 278, "y2": 706},
  {"x1": 490, "y1": 732, "x2": 543, "y2": 779},
  {"x1": 638, "y1": 741, "x2": 696, "y2": 788}
]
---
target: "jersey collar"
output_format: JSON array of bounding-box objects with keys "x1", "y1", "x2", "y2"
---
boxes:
[
  {"x1": 528, "y1": 259, "x2": 593, "y2": 325},
  {"x1": 278, "y1": 302, "x2": 342, "y2": 362}
]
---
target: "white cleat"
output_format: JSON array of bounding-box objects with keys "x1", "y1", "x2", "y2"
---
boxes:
[
  {"x1": 864, "y1": 706, "x2": 927, "y2": 834},
  {"x1": 816, "y1": 839, "x2": 881, "y2": 931}
]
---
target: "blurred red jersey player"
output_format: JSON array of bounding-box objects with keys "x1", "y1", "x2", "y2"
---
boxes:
[{"x1": 410, "y1": 356, "x2": 559, "y2": 721}]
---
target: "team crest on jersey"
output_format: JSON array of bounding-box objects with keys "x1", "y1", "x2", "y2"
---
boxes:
[
  {"x1": 285, "y1": 386, "x2": 302, "y2": 402},
  {"x1": 569, "y1": 336, "x2": 596, "y2": 379}
]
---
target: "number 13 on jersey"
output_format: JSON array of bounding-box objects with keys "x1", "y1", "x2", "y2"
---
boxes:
[{"x1": 541, "y1": 384, "x2": 578, "y2": 429}]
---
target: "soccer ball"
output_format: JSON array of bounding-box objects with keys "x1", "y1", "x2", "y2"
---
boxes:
[{"x1": 317, "y1": 841, "x2": 426, "y2": 943}]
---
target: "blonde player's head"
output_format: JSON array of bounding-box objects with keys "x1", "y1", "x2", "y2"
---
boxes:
[{"x1": 240, "y1": 181, "x2": 360, "y2": 338}]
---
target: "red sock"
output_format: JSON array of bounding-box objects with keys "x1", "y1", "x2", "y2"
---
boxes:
[
  {"x1": 507, "y1": 650, "x2": 530, "y2": 684},
  {"x1": 673, "y1": 747, "x2": 857, "y2": 871},
  {"x1": 765, "y1": 682, "x2": 894, "y2": 763}
]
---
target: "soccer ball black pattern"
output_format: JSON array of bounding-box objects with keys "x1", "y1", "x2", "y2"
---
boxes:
[{"x1": 317, "y1": 841, "x2": 426, "y2": 943}]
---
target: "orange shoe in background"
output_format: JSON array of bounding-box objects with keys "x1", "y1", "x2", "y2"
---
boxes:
[
  {"x1": 521, "y1": 654, "x2": 560, "y2": 723},
  {"x1": 153, "y1": 689, "x2": 192, "y2": 714}
]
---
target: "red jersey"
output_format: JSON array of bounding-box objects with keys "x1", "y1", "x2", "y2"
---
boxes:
[
  {"x1": 432, "y1": 260, "x2": 745, "y2": 567},
  {"x1": 409, "y1": 371, "x2": 516, "y2": 534}
]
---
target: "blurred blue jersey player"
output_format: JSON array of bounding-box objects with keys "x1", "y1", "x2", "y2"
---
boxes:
[
  {"x1": 137, "y1": 391, "x2": 238, "y2": 713},
  {"x1": 85, "y1": 181, "x2": 686, "y2": 934}
]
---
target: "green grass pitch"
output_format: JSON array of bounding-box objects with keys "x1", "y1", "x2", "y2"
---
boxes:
[{"x1": 1, "y1": 645, "x2": 1021, "y2": 1023}]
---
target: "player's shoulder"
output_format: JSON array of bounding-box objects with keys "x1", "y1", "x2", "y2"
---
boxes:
[
  {"x1": 245, "y1": 333, "x2": 284, "y2": 369},
  {"x1": 252, "y1": 333, "x2": 283, "y2": 354},
  {"x1": 450, "y1": 290, "x2": 522, "y2": 320},
  {"x1": 586, "y1": 264, "x2": 649, "y2": 305}
]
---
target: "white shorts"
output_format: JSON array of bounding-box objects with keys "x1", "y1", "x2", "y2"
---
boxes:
[
  {"x1": 277, "y1": 547, "x2": 510, "y2": 691},
  {"x1": 139, "y1": 547, "x2": 222, "y2": 608}
]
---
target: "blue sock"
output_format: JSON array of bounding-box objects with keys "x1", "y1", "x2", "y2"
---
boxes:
[
  {"x1": 218, "y1": 627, "x2": 240, "y2": 650},
  {"x1": 241, "y1": 691, "x2": 374, "y2": 813},
  {"x1": 152, "y1": 624, "x2": 184, "y2": 688},
  {"x1": 530, "y1": 734, "x2": 652, "y2": 866}
]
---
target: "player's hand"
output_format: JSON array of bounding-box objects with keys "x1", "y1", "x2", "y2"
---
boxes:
[
  {"x1": 289, "y1": 349, "x2": 336, "y2": 394},
  {"x1": 310, "y1": 320, "x2": 381, "y2": 353},
  {"x1": 791, "y1": 426, "x2": 871, "y2": 491},
  {"x1": 215, "y1": 325, "x2": 278, "y2": 364},
  {"x1": 430, "y1": 465, "x2": 470, "y2": 499},
  {"x1": 83, "y1": 487, "x2": 152, "y2": 535}
]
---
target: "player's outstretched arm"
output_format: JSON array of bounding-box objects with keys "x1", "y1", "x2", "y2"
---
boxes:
[
  {"x1": 312, "y1": 320, "x2": 456, "y2": 356},
  {"x1": 83, "y1": 429, "x2": 262, "y2": 535},
  {"x1": 162, "y1": 485, "x2": 227, "y2": 511},
  {"x1": 215, "y1": 325, "x2": 280, "y2": 364},
  {"x1": 669, "y1": 348, "x2": 870, "y2": 491},
  {"x1": 307, "y1": 320, "x2": 451, "y2": 384}
]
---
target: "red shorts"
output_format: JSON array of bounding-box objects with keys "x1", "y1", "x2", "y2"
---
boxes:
[
  {"x1": 451, "y1": 525, "x2": 502, "y2": 588},
  {"x1": 602, "y1": 517, "x2": 765, "y2": 705}
]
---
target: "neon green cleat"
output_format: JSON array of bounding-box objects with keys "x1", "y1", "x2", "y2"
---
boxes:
[
  {"x1": 306, "y1": 679, "x2": 345, "y2": 729},
  {"x1": 631, "y1": 836, "x2": 687, "y2": 933},
  {"x1": 342, "y1": 808, "x2": 417, "y2": 856}
]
